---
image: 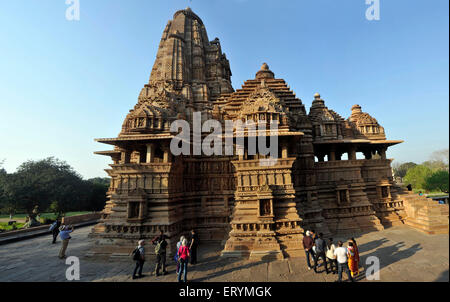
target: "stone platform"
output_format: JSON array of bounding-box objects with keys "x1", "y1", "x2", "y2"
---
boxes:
[{"x1": 0, "y1": 224, "x2": 448, "y2": 282}]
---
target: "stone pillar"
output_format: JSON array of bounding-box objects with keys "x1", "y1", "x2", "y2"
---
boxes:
[
  {"x1": 329, "y1": 150, "x2": 336, "y2": 161},
  {"x1": 348, "y1": 147, "x2": 357, "y2": 161},
  {"x1": 139, "y1": 202, "x2": 145, "y2": 220},
  {"x1": 122, "y1": 150, "x2": 131, "y2": 164},
  {"x1": 281, "y1": 144, "x2": 288, "y2": 159},
  {"x1": 163, "y1": 146, "x2": 172, "y2": 163},
  {"x1": 379, "y1": 148, "x2": 387, "y2": 160},
  {"x1": 146, "y1": 144, "x2": 155, "y2": 163}
]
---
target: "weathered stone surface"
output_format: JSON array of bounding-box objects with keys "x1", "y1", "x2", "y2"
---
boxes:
[{"x1": 91, "y1": 8, "x2": 448, "y2": 259}]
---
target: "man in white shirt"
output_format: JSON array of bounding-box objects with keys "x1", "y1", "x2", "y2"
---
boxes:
[{"x1": 334, "y1": 241, "x2": 354, "y2": 282}]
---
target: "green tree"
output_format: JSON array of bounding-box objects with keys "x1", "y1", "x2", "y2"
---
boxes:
[
  {"x1": 0, "y1": 160, "x2": 12, "y2": 213},
  {"x1": 404, "y1": 165, "x2": 433, "y2": 191},
  {"x1": 85, "y1": 181, "x2": 108, "y2": 211},
  {"x1": 393, "y1": 162, "x2": 417, "y2": 180},
  {"x1": 3, "y1": 157, "x2": 88, "y2": 214},
  {"x1": 424, "y1": 170, "x2": 449, "y2": 193},
  {"x1": 88, "y1": 177, "x2": 110, "y2": 187}
]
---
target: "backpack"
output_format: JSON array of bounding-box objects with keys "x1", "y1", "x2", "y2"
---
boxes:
[
  {"x1": 132, "y1": 248, "x2": 141, "y2": 261},
  {"x1": 155, "y1": 239, "x2": 167, "y2": 255},
  {"x1": 49, "y1": 222, "x2": 57, "y2": 231}
]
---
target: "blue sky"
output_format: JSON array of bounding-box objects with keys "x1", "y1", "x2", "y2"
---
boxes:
[{"x1": 0, "y1": 0, "x2": 448, "y2": 179}]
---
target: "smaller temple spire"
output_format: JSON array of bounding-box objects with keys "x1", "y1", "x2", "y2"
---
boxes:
[
  {"x1": 311, "y1": 92, "x2": 325, "y2": 108},
  {"x1": 256, "y1": 63, "x2": 275, "y2": 80}
]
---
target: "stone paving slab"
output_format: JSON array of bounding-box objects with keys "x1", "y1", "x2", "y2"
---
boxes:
[{"x1": 0, "y1": 225, "x2": 448, "y2": 282}]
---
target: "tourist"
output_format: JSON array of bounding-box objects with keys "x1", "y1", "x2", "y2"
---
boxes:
[
  {"x1": 350, "y1": 238, "x2": 360, "y2": 276},
  {"x1": 326, "y1": 238, "x2": 337, "y2": 274},
  {"x1": 58, "y1": 225, "x2": 74, "y2": 259},
  {"x1": 189, "y1": 229, "x2": 199, "y2": 265},
  {"x1": 132, "y1": 240, "x2": 145, "y2": 279},
  {"x1": 177, "y1": 238, "x2": 190, "y2": 282},
  {"x1": 347, "y1": 241, "x2": 359, "y2": 277},
  {"x1": 175, "y1": 235, "x2": 186, "y2": 275},
  {"x1": 302, "y1": 230, "x2": 314, "y2": 270},
  {"x1": 310, "y1": 230, "x2": 317, "y2": 255},
  {"x1": 152, "y1": 230, "x2": 169, "y2": 276},
  {"x1": 334, "y1": 241, "x2": 354, "y2": 282},
  {"x1": 313, "y1": 233, "x2": 329, "y2": 274},
  {"x1": 49, "y1": 219, "x2": 61, "y2": 244}
]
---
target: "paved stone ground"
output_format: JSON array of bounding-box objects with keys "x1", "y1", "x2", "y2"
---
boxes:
[{"x1": 0, "y1": 225, "x2": 448, "y2": 282}]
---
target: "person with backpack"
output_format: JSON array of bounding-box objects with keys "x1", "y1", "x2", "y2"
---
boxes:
[
  {"x1": 177, "y1": 238, "x2": 190, "y2": 282},
  {"x1": 152, "y1": 230, "x2": 169, "y2": 276},
  {"x1": 175, "y1": 235, "x2": 186, "y2": 275},
  {"x1": 49, "y1": 219, "x2": 61, "y2": 244},
  {"x1": 131, "y1": 240, "x2": 145, "y2": 279}
]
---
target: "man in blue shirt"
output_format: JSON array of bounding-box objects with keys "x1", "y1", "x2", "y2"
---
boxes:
[{"x1": 58, "y1": 225, "x2": 74, "y2": 259}]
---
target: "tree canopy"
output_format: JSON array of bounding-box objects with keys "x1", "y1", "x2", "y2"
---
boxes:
[
  {"x1": 0, "y1": 157, "x2": 108, "y2": 215},
  {"x1": 403, "y1": 165, "x2": 433, "y2": 191},
  {"x1": 424, "y1": 170, "x2": 449, "y2": 193},
  {"x1": 393, "y1": 162, "x2": 417, "y2": 179}
]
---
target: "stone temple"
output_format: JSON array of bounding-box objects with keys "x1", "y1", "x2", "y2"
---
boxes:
[{"x1": 90, "y1": 8, "x2": 448, "y2": 259}]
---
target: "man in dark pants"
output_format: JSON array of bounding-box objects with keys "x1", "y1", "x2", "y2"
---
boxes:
[
  {"x1": 152, "y1": 230, "x2": 169, "y2": 276},
  {"x1": 313, "y1": 233, "x2": 329, "y2": 274},
  {"x1": 50, "y1": 219, "x2": 61, "y2": 244},
  {"x1": 302, "y1": 230, "x2": 314, "y2": 270},
  {"x1": 132, "y1": 240, "x2": 145, "y2": 279},
  {"x1": 189, "y1": 229, "x2": 199, "y2": 265}
]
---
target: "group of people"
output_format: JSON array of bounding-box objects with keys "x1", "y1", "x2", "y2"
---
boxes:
[
  {"x1": 131, "y1": 229, "x2": 199, "y2": 282},
  {"x1": 302, "y1": 230, "x2": 360, "y2": 282},
  {"x1": 51, "y1": 221, "x2": 362, "y2": 283},
  {"x1": 48, "y1": 219, "x2": 75, "y2": 259}
]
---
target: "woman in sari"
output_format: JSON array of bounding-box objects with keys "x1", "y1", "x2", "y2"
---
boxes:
[
  {"x1": 351, "y1": 238, "x2": 360, "y2": 274},
  {"x1": 347, "y1": 241, "x2": 359, "y2": 277}
]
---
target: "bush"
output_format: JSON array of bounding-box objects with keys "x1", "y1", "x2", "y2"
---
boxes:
[{"x1": 424, "y1": 170, "x2": 449, "y2": 193}]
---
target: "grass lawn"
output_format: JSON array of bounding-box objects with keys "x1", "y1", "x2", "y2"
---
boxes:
[
  {"x1": 425, "y1": 192, "x2": 449, "y2": 197},
  {"x1": 0, "y1": 222, "x2": 26, "y2": 231}
]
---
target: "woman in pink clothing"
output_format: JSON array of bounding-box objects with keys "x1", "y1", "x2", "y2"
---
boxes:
[{"x1": 177, "y1": 239, "x2": 190, "y2": 282}]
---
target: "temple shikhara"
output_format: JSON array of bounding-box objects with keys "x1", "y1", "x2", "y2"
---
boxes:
[{"x1": 89, "y1": 8, "x2": 448, "y2": 259}]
